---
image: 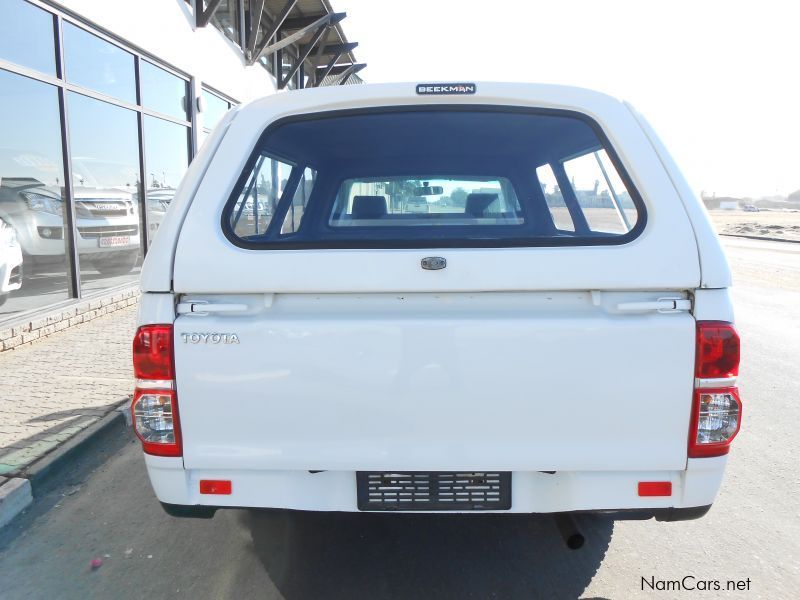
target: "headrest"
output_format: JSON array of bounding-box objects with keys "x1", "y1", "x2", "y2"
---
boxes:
[
  {"x1": 351, "y1": 195, "x2": 388, "y2": 219},
  {"x1": 465, "y1": 193, "x2": 498, "y2": 217}
]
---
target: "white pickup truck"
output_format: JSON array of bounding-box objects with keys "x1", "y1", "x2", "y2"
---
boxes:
[{"x1": 133, "y1": 83, "x2": 741, "y2": 540}]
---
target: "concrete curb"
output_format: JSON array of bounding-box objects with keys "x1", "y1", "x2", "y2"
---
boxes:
[
  {"x1": 20, "y1": 406, "x2": 128, "y2": 494},
  {"x1": 720, "y1": 233, "x2": 800, "y2": 244},
  {"x1": 0, "y1": 403, "x2": 130, "y2": 530},
  {"x1": 0, "y1": 477, "x2": 33, "y2": 529}
]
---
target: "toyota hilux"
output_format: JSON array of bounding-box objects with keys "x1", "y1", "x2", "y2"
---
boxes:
[{"x1": 133, "y1": 83, "x2": 742, "y2": 537}]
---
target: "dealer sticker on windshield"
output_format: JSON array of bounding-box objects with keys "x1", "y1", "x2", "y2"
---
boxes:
[{"x1": 416, "y1": 83, "x2": 476, "y2": 95}]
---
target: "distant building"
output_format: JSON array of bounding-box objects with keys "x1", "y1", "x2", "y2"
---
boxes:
[{"x1": 719, "y1": 200, "x2": 740, "y2": 210}]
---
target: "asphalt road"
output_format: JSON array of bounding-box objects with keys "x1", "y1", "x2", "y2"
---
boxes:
[{"x1": 0, "y1": 236, "x2": 797, "y2": 599}]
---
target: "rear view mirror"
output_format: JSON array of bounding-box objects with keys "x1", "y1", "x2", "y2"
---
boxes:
[{"x1": 414, "y1": 185, "x2": 444, "y2": 196}]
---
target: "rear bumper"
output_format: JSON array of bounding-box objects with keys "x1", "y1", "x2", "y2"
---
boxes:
[
  {"x1": 160, "y1": 502, "x2": 712, "y2": 522},
  {"x1": 144, "y1": 455, "x2": 727, "y2": 515}
]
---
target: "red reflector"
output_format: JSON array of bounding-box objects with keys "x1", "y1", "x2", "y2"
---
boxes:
[
  {"x1": 638, "y1": 481, "x2": 672, "y2": 497},
  {"x1": 133, "y1": 324, "x2": 174, "y2": 380},
  {"x1": 199, "y1": 480, "x2": 232, "y2": 495},
  {"x1": 695, "y1": 322, "x2": 740, "y2": 379}
]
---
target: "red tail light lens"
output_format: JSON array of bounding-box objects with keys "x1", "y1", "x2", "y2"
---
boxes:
[
  {"x1": 133, "y1": 325, "x2": 174, "y2": 380},
  {"x1": 690, "y1": 321, "x2": 742, "y2": 458},
  {"x1": 695, "y1": 322, "x2": 740, "y2": 379},
  {"x1": 132, "y1": 324, "x2": 180, "y2": 457}
]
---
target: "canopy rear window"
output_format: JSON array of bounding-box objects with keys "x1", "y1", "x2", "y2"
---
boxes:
[{"x1": 222, "y1": 108, "x2": 646, "y2": 249}]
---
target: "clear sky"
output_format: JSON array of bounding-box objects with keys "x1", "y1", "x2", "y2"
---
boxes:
[{"x1": 332, "y1": 0, "x2": 799, "y2": 199}]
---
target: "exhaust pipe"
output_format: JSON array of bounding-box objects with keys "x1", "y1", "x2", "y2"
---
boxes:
[{"x1": 554, "y1": 513, "x2": 585, "y2": 550}]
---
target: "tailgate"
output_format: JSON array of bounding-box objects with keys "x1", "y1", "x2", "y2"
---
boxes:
[{"x1": 175, "y1": 291, "x2": 695, "y2": 472}]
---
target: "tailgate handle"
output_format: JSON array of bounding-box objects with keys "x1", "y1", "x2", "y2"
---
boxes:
[
  {"x1": 176, "y1": 302, "x2": 248, "y2": 315},
  {"x1": 616, "y1": 298, "x2": 691, "y2": 313}
]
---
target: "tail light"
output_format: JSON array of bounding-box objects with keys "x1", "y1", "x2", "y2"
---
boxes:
[
  {"x1": 689, "y1": 322, "x2": 742, "y2": 458},
  {"x1": 132, "y1": 324, "x2": 181, "y2": 457}
]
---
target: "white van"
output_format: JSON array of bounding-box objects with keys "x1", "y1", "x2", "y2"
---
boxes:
[{"x1": 133, "y1": 83, "x2": 741, "y2": 533}]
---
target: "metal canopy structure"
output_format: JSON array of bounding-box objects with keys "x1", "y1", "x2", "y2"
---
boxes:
[{"x1": 195, "y1": 0, "x2": 364, "y2": 89}]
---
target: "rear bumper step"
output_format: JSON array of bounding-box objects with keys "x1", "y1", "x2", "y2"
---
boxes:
[{"x1": 159, "y1": 502, "x2": 712, "y2": 522}]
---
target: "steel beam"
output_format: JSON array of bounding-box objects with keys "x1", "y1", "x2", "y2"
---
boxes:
[
  {"x1": 301, "y1": 41, "x2": 357, "y2": 57},
  {"x1": 196, "y1": 0, "x2": 223, "y2": 28},
  {"x1": 308, "y1": 35, "x2": 329, "y2": 87},
  {"x1": 253, "y1": 12, "x2": 345, "y2": 64},
  {"x1": 279, "y1": 22, "x2": 329, "y2": 89},
  {"x1": 315, "y1": 62, "x2": 366, "y2": 77},
  {"x1": 323, "y1": 63, "x2": 366, "y2": 86},
  {"x1": 312, "y1": 51, "x2": 343, "y2": 87},
  {"x1": 248, "y1": 0, "x2": 298, "y2": 63},
  {"x1": 337, "y1": 63, "x2": 365, "y2": 85},
  {"x1": 281, "y1": 14, "x2": 326, "y2": 30},
  {"x1": 245, "y1": 0, "x2": 266, "y2": 55}
]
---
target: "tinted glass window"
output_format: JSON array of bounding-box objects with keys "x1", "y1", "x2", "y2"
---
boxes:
[
  {"x1": 0, "y1": 0, "x2": 56, "y2": 75},
  {"x1": 562, "y1": 149, "x2": 637, "y2": 234},
  {"x1": 229, "y1": 155, "x2": 292, "y2": 238},
  {"x1": 67, "y1": 92, "x2": 141, "y2": 292},
  {"x1": 281, "y1": 167, "x2": 315, "y2": 234},
  {"x1": 536, "y1": 164, "x2": 574, "y2": 232},
  {"x1": 222, "y1": 110, "x2": 645, "y2": 248},
  {"x1": 330, "y1": 177, "x2": 522, "y2": 227},
  {"x1": 140, "y1": 61, "x2": 188, "y2": 121},
  {"x1": 143, "y1": 116, "x2": 189, "y2": 244},
  {"x1": 208, "y1": 0, "x2": 239, "y2": 46},
  {"x1": 63, "y1": 23, "x2": 136, "y2": 103},
  {"x1": 0, "y1": 69, "x2": 68, "y2": 317},
  {"x1": 202, "y1": 89, "x2": 230, "y2": 132}
]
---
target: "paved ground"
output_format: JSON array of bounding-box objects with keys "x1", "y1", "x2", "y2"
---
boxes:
[
  {"x1": 0, "y1": 305, "x2": 136, "y2": 475},
  {"x1": 0, "y1": 237, "x2": 797, "y2": 599}
]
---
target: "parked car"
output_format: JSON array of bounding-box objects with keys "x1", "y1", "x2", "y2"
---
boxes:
[
  {"x1": 743, "y1": 204, "x2": 759, "y2": 212},
  {"x1": 0, "y1": 150, "x2": 140, "y2": 276},
  {"x1": 0, "y1": 217, "x2": 22, "y2": 307},
  {"x1": 133, "y1": 83, "x2": 741, "y2": 541},
  {"x1": 404, "y1": 196, "x2": 429, "y2": 213},
  {"x1": 145, "y1": 187, "x2": 177, "y2": 244}
]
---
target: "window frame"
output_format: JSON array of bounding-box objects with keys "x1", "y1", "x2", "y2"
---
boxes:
[
  {"x1": 220, "y1": 105, "x2": 649, "y2": 250},
  {"x1": 0, "y1": 0, "x2": 228, "y2": 320}
]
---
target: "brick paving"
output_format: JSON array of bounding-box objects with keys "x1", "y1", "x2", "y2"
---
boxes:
[{"x1": 0, "y1": 305, "x2": 137, "y2": 475}]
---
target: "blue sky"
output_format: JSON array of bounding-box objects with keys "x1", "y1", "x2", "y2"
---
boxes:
[{"x1": 333, "y1": 0, "x2": 799, "y2": 198}]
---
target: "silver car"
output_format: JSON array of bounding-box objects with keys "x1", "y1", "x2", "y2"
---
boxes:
[{"x1": 0, "y1": 150, "x2": 140, "y2": 275}]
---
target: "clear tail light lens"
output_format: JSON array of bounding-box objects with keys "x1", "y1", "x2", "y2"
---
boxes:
[
  {"x1": 132, "y1": 389, "x2": 181, "y2": 457},
  {"x1": 689, "y1": 389, "x2": 742, "y2": 457}
]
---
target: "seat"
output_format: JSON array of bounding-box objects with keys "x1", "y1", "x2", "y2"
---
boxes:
[
  {"x1": 465, "y1": 193, "x2": 498, "y2": 217},
  {"x1": 351, "y1": 195, "x2": 388, "y2": 219}
]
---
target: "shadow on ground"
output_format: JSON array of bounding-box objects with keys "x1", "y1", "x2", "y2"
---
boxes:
[
  {"x1": 246, "y1": 509, "x2": 613, "y2": 599},
  {"x1": 0, "y1": 401, "x2": 124, "y2": 469}
]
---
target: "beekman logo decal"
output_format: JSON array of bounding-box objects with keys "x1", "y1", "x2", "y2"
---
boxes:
[{"x1": 416, "y1": 83, "x2": 476, "y2": 95}]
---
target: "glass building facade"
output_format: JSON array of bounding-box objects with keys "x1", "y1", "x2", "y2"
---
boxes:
[{"x1": 0, "y1": 0, "x2": 237, "y2": 321}]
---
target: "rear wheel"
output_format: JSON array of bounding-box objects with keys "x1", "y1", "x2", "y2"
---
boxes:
[{"x1": 92, "y1": 251, "x2": 139, "y2": 276}]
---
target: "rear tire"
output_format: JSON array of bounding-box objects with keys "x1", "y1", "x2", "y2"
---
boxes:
[{"x1": 92, "y1": 251, "x2": 139, "y2": 276}]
